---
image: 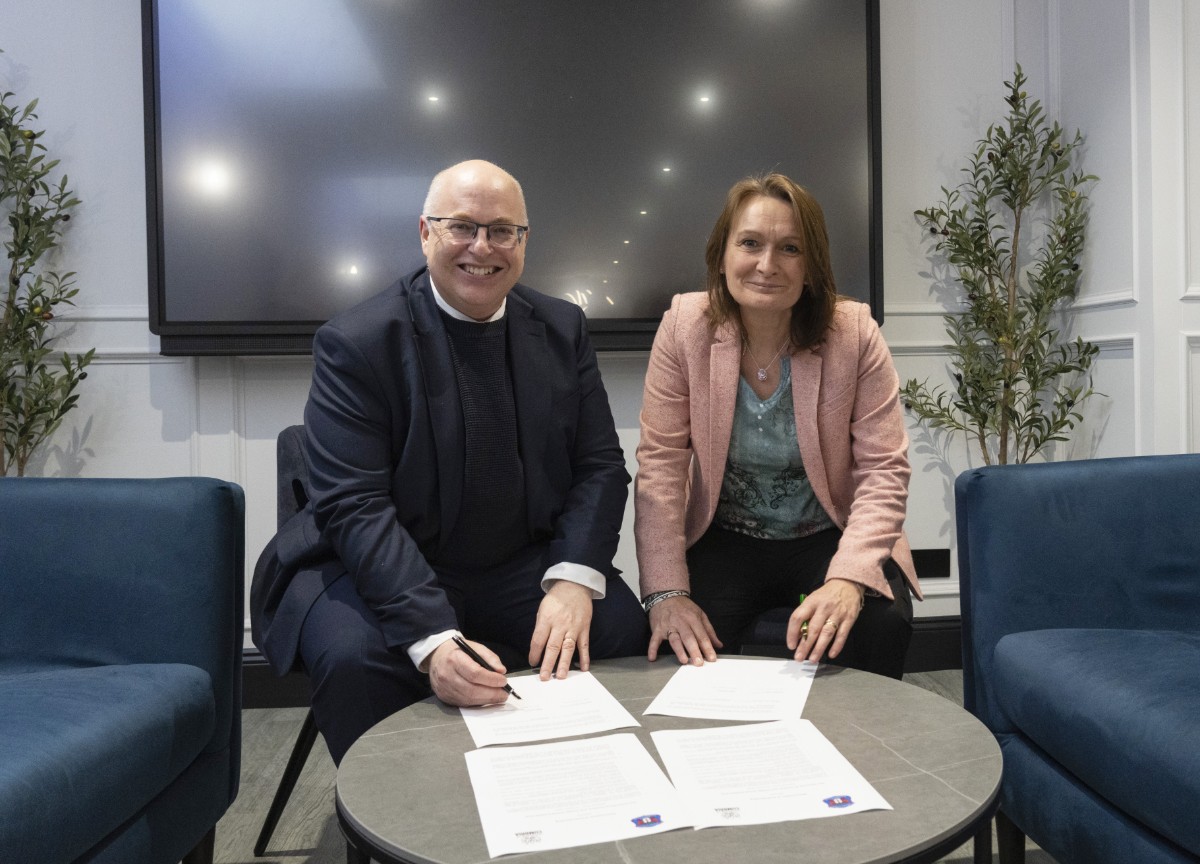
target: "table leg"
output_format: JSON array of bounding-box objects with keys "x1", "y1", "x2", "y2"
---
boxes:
[
  {"x1": 996, "y1": 809, "x2": 1026, "y2": 864},
  {"x1": 972, "y1": 816, "x2": 992, "y2": 864},
  {"x1": 345, "y1": 839, "x2": 371, "y2": 864}
]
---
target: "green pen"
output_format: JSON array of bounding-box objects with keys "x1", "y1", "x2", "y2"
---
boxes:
[{"x1": 798, "y1": 593, "x2": 809, "y2": 640}]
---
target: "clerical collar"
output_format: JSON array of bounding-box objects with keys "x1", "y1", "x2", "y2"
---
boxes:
[{"x1": 429, "y1": 276, "x2": 506, "y2": 323}]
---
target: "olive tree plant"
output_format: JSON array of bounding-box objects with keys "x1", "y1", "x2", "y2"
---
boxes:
[
  {"x1": 902, "y1": 66, "x2": 1099, "y2": 465},
  {"x1": 1, "y1": 67, "x2": 93, "y2": 476}
]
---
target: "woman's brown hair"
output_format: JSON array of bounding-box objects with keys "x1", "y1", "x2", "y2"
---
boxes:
[{"x1": 704, "y1": 173, "x2": 838, "y2": 350}]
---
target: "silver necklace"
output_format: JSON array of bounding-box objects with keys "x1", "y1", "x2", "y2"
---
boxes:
[{"x1": 743, "y1": 339, "x2": 790, "y2": 382}]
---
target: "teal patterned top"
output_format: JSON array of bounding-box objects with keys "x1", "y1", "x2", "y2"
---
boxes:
[{"x1": 713, "y1": 358, "x2": 835, "y2": 540}]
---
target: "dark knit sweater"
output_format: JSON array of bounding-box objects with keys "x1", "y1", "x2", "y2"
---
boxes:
[{"x1": 437, "y1": 312, "x2": 529, "y2": 569}]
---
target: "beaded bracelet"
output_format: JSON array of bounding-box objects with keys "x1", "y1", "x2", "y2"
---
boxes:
[{"x1": 641, "y1": 589, "x2": 690, "y2": 613}]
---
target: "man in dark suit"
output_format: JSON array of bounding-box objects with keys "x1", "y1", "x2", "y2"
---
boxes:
[{"x1": 251, "y1": 160, "x2": 647, "y2": 763}]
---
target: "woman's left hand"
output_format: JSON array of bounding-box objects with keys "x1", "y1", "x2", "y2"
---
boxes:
[{"x1": 786, "y1": 579, "x2": 865, "y2": 665}]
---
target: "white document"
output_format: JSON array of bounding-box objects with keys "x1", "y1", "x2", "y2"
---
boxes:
[
  {"x1": 459, "y1": 670, "x2": 639, "y2": 747},
  {"x1": 651, "y1": 719, "x2": 892, "y2": 828},
  {"x1": 643, "y1": 658, "x2": 816, "y2": 721},
  {"x1": 465, "y1": 733, "x2": 693, "y2": 857}
]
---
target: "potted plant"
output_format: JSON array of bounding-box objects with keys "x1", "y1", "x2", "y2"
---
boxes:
[
  {"x1": 901, "y1": 66, "x2": 1099, "y2": 465},
  {"x1": 1, "y1": 62, "x2": 93, "y2": 477}
]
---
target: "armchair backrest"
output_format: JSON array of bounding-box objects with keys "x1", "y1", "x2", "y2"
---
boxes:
[
  {"x1": 956, "y1": 454, "x2": 1200, "y2": 727},
  {"x1": 0, "y1": 477, "x2": 245, "y2": 770}
]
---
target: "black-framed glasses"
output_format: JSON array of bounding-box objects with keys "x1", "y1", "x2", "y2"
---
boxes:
[{"x1": 425, "y1": 216, "x2": 528, "y2": 248}]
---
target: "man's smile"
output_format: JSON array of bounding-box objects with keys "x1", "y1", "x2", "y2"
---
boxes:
[{"x1": 461, "y1": 264, "x2": 501, "y2": 277}]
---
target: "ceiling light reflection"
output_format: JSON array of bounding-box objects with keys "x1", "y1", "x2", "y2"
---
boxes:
[
  {"x1": 564, "y1": 289, "x2": 589, "y2": 309},
  {"x1": 188, "y1": 158, "x2": 236, "y2": 200}
]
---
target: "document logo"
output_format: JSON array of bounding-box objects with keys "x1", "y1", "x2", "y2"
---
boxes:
[
  {"x1": 823, "y1": 795, "x2": 854, "y2": 808},
  {"x1": 514, "y1": 830, "x2": 543, "y2": 846},
  {"x1": 630, "y1": 814, "x2": 662, "y2": 828}
]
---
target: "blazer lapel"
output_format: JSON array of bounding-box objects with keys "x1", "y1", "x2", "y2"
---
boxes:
[
  {"x1": 708, "y1": 323, "x2": 741, "y2": 516},
  {"x1": 506, "y1": 293, "x2": 550, "y2": 509},
  {"x1": 792, "y1": 347, "x2": 833, "y2": 515},
  {"x1": 408, "y1": 274, "x2": 465, "y2": 544}
]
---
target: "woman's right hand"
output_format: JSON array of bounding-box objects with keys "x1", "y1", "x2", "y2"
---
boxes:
[{"x1": 647, "y1": 595, "x2": 723, "y2": 665}]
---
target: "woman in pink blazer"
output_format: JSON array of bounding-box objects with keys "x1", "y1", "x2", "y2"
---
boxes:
[{"x1": 634, "y1": 174, "x2": 921, "y2": 678}]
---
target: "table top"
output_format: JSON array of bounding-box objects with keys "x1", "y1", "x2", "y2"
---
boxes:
[{"x1": 336, "y1": 657, "x2": 1000, "y2": 864}]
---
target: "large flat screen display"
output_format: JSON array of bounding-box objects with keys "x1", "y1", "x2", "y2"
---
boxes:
[{"x1": 144, "y1": 0, "x2": 881, "y2": 354}]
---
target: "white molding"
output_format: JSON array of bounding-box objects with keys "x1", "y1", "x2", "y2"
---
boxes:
[
  {"x1": 1069, "y1": 290, "x2": 1138, "y2": 311},
  {"x1": 887, "y1": 341, "x2": 952, "y2": 357},
  {"x1": 71, "y1": 351, "x2": 184, "y2": 365},
  {"x1": 1184, "y1": 332, "x2": 1200, "y2": 451},
  {"x1": 913, "y1": 577, "x2": 962, "y2": 619},
  {"x1": 887, "y1": 292, "x2": 1135, "y2": 319},
  {"x1": 233, "y1": 362, "x2": 248, "y2": 487},
  {"x1": 189, "y1": 361, "x2": 204, "y2": 478},
  {"x1": 1129, "y1": 0, "x2": 1146, "y2": 310},
  {"x1": 1047, "y1": 0, "x2": 1062, "y2": 116},
  {"x1": 1077, "y1": 332, "x2": 1136, "y2": 350},
  {"x1": 883, "y1": 302, "x2": 960, "y2": 318},
  {"x1": 890, "y1": 330, "x2": 1132, "y2": 359},
  {"x1": 1076, "y1": 331, "x2": 1141, "y2": 454},
  {"x1": 1183, "y1": 0, "x2": 1198, "y2": 296},
  {"x1": 59, "y1": 304, "x2": 148, "y2": 322}
]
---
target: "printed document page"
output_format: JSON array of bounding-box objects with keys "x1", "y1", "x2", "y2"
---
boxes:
[
  {"x1": 643, "y1": 658, "x2": 816, "y2": 721},
  {"x1": 460, "y1": 670, "x2": 639, "y2": 747},
  {"x1": 650, "y1": 719, "x2": 892, "y2": 828},
  {"x1": 465, "y1": 733, "x2": 692, "y2": 857}
]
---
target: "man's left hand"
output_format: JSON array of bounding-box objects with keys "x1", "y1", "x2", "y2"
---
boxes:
[{"x1": 529, "y1": 580, "x2": 593, "y2": 681}]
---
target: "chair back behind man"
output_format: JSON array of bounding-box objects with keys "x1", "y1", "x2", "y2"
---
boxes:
[{"x1": 277, "y1": 423, "x2": 310, "y2": 526}]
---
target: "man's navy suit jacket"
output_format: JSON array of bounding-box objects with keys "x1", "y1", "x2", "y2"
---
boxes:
[{"x1": 250, "y1": 268, "x2": 630, "y2": 675}]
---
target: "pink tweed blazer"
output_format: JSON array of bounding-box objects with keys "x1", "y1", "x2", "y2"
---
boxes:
[{"x1": 634, "y1": 293, "x2": 921, "y2": 601}]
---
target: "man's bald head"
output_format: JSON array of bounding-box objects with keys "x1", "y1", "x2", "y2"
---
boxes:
[{"x1": 422, "y1": 160, "x2": 527, "y2": 224}]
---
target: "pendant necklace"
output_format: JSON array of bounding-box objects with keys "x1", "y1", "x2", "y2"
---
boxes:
[{"x1": 743, "y1": 339, "x2": 790, "y2": 382}]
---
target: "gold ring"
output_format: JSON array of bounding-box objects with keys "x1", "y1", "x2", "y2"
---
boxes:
[
  {"x1": 800, "y1": 621, "x2": 809, "y2": 639},
  {"x1": 825, "y1": 620, "x2": 839, "y2": 631}
]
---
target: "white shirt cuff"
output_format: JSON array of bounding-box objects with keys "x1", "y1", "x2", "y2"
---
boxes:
[
  {"x1": 541, "y1": 561, "x2": 607, "y2": 599},
  {"x1": 408, "y1": 629, "x2": 460, "y2": 673}
]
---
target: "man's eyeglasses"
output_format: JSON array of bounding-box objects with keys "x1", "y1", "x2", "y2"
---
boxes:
[{"x1": 425, "y1": 216, "x2": 528, "y2": 249}]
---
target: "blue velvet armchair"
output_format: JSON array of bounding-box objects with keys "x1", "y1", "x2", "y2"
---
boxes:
[
  {"x1": 0, "y1": 477, "x2": 245, "y2": 864},
  {"x1": 957, "y1": 455, "x2": 1200, "y2": 864}
]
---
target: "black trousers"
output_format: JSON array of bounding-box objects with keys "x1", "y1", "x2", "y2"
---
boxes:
[
  {"x1": 298, "y1": 543, "x2": 648, "y2": 764},
  {"x1": 686, "y1": 525, "x2": 913, "y2": 679}
]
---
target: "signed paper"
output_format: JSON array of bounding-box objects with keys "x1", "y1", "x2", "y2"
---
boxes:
[
  {"x1": 643, "y1": 658, "x2": 816, "y2": 721},
  {"x1": 651, "y1": 719, "x2": 892, "y2": 828},
  {"x1": 465, "y1": 733, "x2": 692, "y2": 857},
  {"x1": 460, "y1": 670, "x2": 639, "y2": 747}
]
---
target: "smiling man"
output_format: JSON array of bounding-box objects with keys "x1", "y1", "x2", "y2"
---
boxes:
[{"x1": 251, "y1": 160, "x2": 647, "y2": 764}]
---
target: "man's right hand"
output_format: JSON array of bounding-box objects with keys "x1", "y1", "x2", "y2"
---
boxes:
[
  {"x1": 647, "y1": 595, "x2": 722, "y2": 665},
  {"x1": 427, "y1": 638, "x2": 512, "y2": 706}
]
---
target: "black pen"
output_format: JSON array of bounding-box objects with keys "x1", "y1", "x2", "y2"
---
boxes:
[{"x1": 451, "y1": 636, "x2": 522, "y2": 700}]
